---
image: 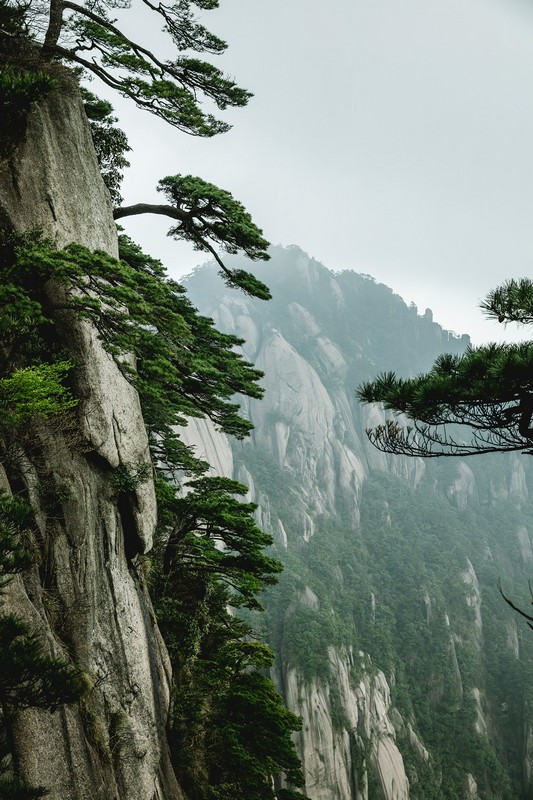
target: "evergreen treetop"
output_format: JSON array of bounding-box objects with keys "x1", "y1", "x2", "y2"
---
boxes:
[
  {"x1": 357, "y1": 279, "x2": 533, "y2": 458},
  {"x1": 1, "y1": 0, "x2": 272, "y2": 297},
  {"x1": 8, "y1": 0, "x2": 250, "y2": 136}
]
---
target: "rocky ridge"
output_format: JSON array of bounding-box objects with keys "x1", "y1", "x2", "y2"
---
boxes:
[{"x1": 184, "y1": 249, "x2": 533, "y2": 800}]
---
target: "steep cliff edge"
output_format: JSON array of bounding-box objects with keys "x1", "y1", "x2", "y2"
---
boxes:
[
  {"x1": 184, "y1": 249, "x2": 533, "y2": 800},
  {"x1": 0, "y1": 76, "x2": 181, "y2": 800}
]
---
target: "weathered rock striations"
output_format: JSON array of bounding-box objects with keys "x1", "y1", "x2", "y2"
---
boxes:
[
  {"x1": 278, "y1": 648, "x2": 411, "y2": 800},
  {"x1": 0, "y1": 78, "x2": 181, "y2": 799},
  {"x1": 185, "y1": 249, "x2": 533, "y2": 800}
]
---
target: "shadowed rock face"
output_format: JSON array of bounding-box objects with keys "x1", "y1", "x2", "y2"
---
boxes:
[{"x1": 0, "y1": 76, "x2": 182, "y2": 800}]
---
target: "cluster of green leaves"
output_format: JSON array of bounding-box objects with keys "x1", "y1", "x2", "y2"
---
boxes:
[
  {"x1": 0, "y1": 65, "x2": 57, "y2": 110},
  {"x1": 0, "y1": 234, "x2": 79, "y2": 440},
  {"x1": 357, "y1": 276, "x2": 533, "y2": 458},
  {"x1": 357, "y1": 341, "x2": 533, "y2": 457},
  {"x1": 153, "y1": 566, "x2": 306, "y2": 800},
  {"x1": 0, "y1": 492, "x2": 87, "y2": 799},
  {"x1": 114, "y1": 174, "x2": 272, "y2": 299},
  {"x1": 0, "y1": 61, "x2": 57, "y2": 157},
  {"x1": 153, "y1": 467, "x2": 306, "y2": 797},
  {"x1": 0, "y1": 361, "x2": 77, "y2": 429},
  {"x1": 81, "y1": 87, "x2": 131, "y2": 205},
  {"x1": 158, "y1": 175, "x2": 271, "y2": 296},
  {"x1": 481, "y1": 277, "x2": 533, "y2": 325},
  {"x1": 0, "y1": 1, "x2": 58, "y2": 155},
  {"x1": 4, "y1": 232, "x2": 263, "y2": 471},
  {"x1": 23, "y1": 0, "x2": 252, "y2": 135},
  {"x1": 160, "y1": 475, "x2": 281, "y2": 609}
]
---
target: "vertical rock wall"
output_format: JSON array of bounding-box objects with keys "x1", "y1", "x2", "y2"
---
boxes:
[{"x1": 0, "y1": 75, "x2": 182, "y2": 799}]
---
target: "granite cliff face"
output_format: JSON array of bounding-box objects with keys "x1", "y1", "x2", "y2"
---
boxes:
[
  {"x1": 4, "y1": 73, "x2": 533, "y2": 799},
  {"x1": 0, "y1": 75, "x2": 181, "y2": 800},
  {"x1": 184, "y1": 249, "x2": 533, "y2": 800}
]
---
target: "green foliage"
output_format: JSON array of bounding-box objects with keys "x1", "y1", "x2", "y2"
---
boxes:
[
  {"x1": 214, "y1": 670, "x2": 304, "y2": 799},
  {"x1": 357, "y1": 275, "x2": 533, "y2": 457},
  {"x1": 0, "y1": 361, "x2": 77, "y2": 428},
  {"x1": 0, "y1": 5, "x2": 308, "y2": 799},
  {"x1": 12, "y1": 0, "x2": 252, "y2": 136},
  {"x1": 162, "y1": 475, "x2": 282, "y2": 609},
  {"x1": 64, "y1": 11, "x2": 250, "y2": 135},
  {"x1": 0, "y1": 613, "x2": 88, "y2": 710},
  {"x1": 0, "y1": 235, "x2": 79, "y2": 432},
  {"x1": 0, "y1": 63, "x2": 58, "y2": 157},
  {"x1": 153, "y1": 571, "x2": 306, "y2": 800},
  {"x1": 157, "y1": 172, "x2": 269, "y2": 261},
  {"x1": 157, "y1": 175, "x2": 271, "y2": 299},
  {"x1": 81, "y1": 87, "x2": 131, "y2": 205},
  {"x1": 0, "y1": 66, "x2": 57, "y2": 110},
  {"x1": 0, "y1": 230, "x2": 305, "y2": 795},
  {"x1": 481, "y1": 277, "x2": 533, "y2": 325},
  {"x1": 114, "y1": 174, "x2": 271, "y2": 299},
  {"x1": 3, "y1": 232, "x2": 263, "y2": 470}
]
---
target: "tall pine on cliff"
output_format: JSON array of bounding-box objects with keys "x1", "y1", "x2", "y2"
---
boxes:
[{"x1": 0, "y1": 1, "x2": 307, "y2": 797}]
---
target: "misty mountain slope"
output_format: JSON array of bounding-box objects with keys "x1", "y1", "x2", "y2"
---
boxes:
[{"x1": 184, "y1": 245, "x2": 533, "y2": 800}]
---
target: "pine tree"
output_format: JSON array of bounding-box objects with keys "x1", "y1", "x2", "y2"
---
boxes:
[
  {"x1": 1, "y1": 0, "x2": 271, "y2": 297},
  {"x1": 1, "y1": 2, "x2": 309, "y2": 796},
  {"x1": 357, "y1": 280, "x2": 533, "y2": 458}
]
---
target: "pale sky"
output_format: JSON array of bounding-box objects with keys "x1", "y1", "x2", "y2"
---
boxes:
[{"x1": 109, "y1": 0, "x2": 533, "y2": 345}]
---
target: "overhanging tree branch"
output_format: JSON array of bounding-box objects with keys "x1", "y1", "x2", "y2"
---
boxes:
[
  {"x1": 114, "y1": 202, "x2": 189, "y2": 222},
  {"x1": 114, "y1": 175, "x2": 272, "y2": 299},
  {"x1": 358, "y1": 341, "x2": 533, "y2": 458},
  {"x1": 498, "y1": 580, "x2": 533, "y2": 630},
  {"x1": 30, "y1": 0, "x2": 252, "y2": 135}
]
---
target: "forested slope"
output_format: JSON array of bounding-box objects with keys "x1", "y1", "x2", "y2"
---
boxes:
[{"x1": 185, "y1": 247, "x2": 533, "y2": 800}]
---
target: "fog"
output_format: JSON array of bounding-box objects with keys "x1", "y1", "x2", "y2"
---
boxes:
[{"x1": 110, "y1": 0, "x2": 533, "y2": 345}]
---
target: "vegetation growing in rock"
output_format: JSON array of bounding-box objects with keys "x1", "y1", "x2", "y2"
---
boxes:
[
  {"x1": 81, "y1": 87, "x2": 130, "y2": 205},
  {"x1": 0, "y1": 226, "x2": 307, "y2": 798},
  {"x1": 0, "y1": 493, "x2": 87, "y2": 799},
  {"x1": 0, "y1": 1, "x2": 308, "y2": 798}
]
